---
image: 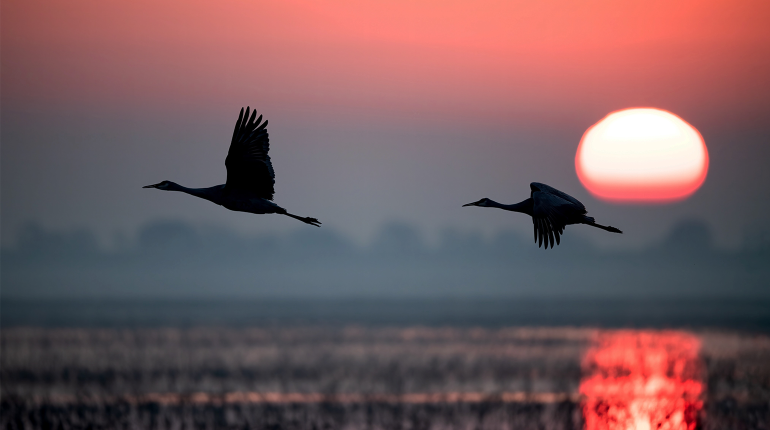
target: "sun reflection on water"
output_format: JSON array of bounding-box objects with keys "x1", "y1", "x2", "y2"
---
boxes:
[{"x1": 580, "y1": 331, "x2": 703, "y2": 430}]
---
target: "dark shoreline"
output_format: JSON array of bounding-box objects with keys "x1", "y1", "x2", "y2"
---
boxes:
[{"x1": 4, "y1": 297, "x2": 770, "y2": 331}]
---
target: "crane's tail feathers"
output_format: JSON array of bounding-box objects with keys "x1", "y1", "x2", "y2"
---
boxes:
[
  {"x1": 285, "y1": 213, "x2": 322, "y2": 227},
  {"x1": 587, "y1": 222, "x2": 622, "y2": 234}
]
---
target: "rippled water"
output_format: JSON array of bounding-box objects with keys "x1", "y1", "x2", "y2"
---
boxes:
[{"x1": 2, "y1": 326, "x2": 769, "y2": 429}]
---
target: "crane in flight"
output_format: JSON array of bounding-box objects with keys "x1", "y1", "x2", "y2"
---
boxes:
[
  {"x1": 463, "y1": 182, "x2": 621, "y2": 249},
  {"x1": 144, "y1": 107, "x2": 321, "y2": 227}
]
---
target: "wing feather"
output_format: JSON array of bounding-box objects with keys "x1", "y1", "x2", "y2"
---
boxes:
[
  {"x1": 531, "y1": 182, "x2": 586, "y2": 213},
  {"x1": 537, "y1": 219, "x2": 544, "y2": 248},
  {"x1": 545, "y1": 218, "x2": 553, "y2": 249},
  {"x1": 225, "y1": 106, "x2": 275, "y2": 200}
]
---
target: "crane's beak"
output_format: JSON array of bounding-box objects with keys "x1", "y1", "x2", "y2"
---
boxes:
[
  {"x1": 143, "y1": 183, "x2": 159, "y2": 189},
  {"x1": 462, "y1": 202, "x2": 475, "y2": 207}
]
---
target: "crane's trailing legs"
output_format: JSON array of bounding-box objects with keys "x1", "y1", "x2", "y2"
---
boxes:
[
  {"x1": 282, "y1": 213, "x2": 322, "y2": 227},
  {"x1": 581, "y1": 216, "x2": 622, "y2": 233}
]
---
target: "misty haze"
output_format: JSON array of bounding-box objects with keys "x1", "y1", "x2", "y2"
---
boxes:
[{"x1": 3, "y1": 218, "x2": 769, "y2": 301}]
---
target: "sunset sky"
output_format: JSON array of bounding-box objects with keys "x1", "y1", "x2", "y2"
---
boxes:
[{"x1": 3, "y1": 0, "x2": 770, "y2": 248}]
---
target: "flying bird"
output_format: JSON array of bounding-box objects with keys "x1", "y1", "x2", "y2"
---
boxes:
[
  {"x1": 463, "y1": 182, "x2": 621, "y2": 249},
  {"x1": 144, "y1": 107, "x2": 321, "y2": 227}
]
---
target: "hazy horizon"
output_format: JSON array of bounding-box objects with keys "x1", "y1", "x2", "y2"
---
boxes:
[{"x1": 4, "y1": 216, "x2": 768, "y2": 300}]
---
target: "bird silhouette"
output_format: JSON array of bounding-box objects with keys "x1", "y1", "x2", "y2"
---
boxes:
[
  {"x1": 144, "y1": 107, "x2": 321, "y2": 227},
  {"x1": 463, "y1": 182, "x2": 621, "y2": 249}
]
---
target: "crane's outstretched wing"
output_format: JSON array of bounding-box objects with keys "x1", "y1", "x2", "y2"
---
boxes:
[
  {"x1": 225, "y1": 107, "x2": 275, "y2": 200},
  {"x1": 531, "y1": 184, "x2": 587, "y2": 249},
  {"x1": 530, "y1": 182, "x2": 585, "y2": 212}
]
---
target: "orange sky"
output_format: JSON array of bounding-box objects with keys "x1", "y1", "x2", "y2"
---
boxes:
[{"x1": 4, "y1": 0, "x2": 770, "y2": 125}]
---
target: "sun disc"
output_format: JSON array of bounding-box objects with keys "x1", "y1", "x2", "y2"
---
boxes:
[{"x1": 575, "y1": 108, "x2": 708, "y2": 202}]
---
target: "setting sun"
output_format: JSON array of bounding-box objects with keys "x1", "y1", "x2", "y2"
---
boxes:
[{"x1": 576, "y1": 108, "x2": 709, "y2": 203}]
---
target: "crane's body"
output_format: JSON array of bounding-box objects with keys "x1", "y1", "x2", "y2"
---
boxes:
[
  {"x1": 463, "y1": 182, "x2": 621, "y2": 249},
  {"x1": 144, "y1": 107, "x2": 320, "y2": 227}
]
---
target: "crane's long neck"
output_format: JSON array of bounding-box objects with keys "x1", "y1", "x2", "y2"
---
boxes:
[
  {"x1": 166, "y1": 182, "x2": 225, "y2": 205},
  {"x1": 487, "y1": 198, "x2": 533, "y2": 215}
]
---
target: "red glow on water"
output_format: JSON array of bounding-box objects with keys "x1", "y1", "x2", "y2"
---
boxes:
[{"x1": 580, "y1": 331, "x2": 704, "y2": 430}]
